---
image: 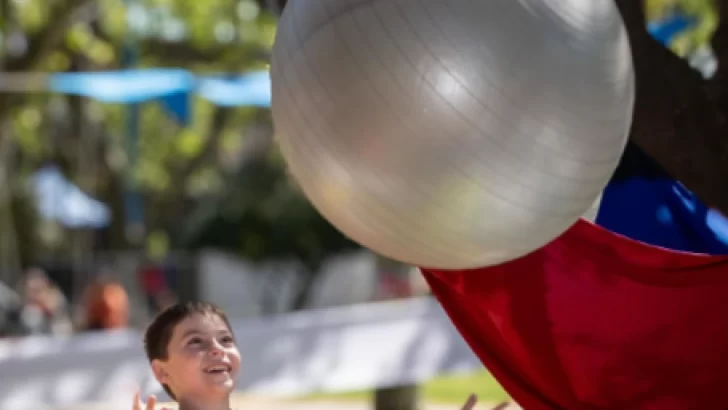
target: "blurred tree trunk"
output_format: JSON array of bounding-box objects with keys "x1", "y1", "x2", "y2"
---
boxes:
[
  {"x1": 373, "y1": 255, "x2": 420, "y2": 410},
  {"x1": 373, "y1": 385, "x2": 420, "y2": 410},
  {"x1": 0, "y1": 122, "x2": 22, "y2": 284}
]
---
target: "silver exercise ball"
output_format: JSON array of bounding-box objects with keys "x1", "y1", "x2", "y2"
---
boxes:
[{"x1": 270, "y1": 0, "x2": 634, "y2": 269}]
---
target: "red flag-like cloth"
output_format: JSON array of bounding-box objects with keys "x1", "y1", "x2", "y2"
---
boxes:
[{"x1": 421, "y1": 219, "x2": 728, "y2": 410}]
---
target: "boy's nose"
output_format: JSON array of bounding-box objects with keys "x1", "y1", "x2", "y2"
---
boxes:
[{"x1": 208, "y1": 342, "x2": 224, "y2": 356}]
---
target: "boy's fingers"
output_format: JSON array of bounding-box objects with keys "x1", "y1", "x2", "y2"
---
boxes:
[
  {"x1": 462, "y1": 394, "x2": 478, "y2": 410},
  {"x1": 145, "y1": 395, "x2": 157, "y2": 410},
  {"x1": 132, "y1": 392, "x2": 141, "y2": 410}
]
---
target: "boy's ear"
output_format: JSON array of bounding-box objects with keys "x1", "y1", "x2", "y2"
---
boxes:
[{"x1": 151, "y1": 359, "x2": 170, "y2": 384}]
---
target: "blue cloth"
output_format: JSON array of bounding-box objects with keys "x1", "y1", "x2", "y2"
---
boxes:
[
  {"x1": 596, "y1": 145, "x2": 728, "y2": 255},
  {"x1": 197, "y1": 71, "x2": 272, "y2": 107},
  {"x1": 48, "y1": 69, "x2": 272, "y2": 108},
  {"x1": 596, "y1": 179, "x2": 728, "y2": 254},
  {"x1": 48, "y1": 69, "x2": 272, "y2": 125},
  {"x1": 49, "y1": 69, "x2": 196, "y2": 103},
  {"x1": 159, "y1": 92, "x2": 192, "y2": 125},
  {"x1": 647, "y1": 14, "x2": 697, "y2": 46}
]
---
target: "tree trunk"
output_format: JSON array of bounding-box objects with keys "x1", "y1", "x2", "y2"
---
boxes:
[
  {"x1": 373, "y1": 255, "x2": 421, "y2": 410},
  {"x1": 0, "y1": 121, "x2": 25, "y2": 284},
  {"x1": 373, "y1": 384, "x2": 420, "y2": 410}
]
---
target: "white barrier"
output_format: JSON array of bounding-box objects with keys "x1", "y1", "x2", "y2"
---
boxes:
[{"x1": 0, "y1": 297, "x2": 482, "y2": 410}]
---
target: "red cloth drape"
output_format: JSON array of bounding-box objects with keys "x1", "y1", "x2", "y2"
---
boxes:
[{"x1": 421, "y1": 219, "x2": 728, "y2": 410}]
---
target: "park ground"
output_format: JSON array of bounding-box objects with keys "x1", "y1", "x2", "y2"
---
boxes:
[{"x1": 65, "y1": 370, "x2": 517, "y2": 410}]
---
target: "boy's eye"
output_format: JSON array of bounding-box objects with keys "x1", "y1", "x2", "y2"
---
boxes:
[
  {"x1": 220, "y1": 336, "x2": 235, "y2": 344},
  {"x1": 188, "y1": 337, "x2": 203, "y2": 345}
]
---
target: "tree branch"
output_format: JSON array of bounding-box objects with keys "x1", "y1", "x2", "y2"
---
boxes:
[{"x1": 615, "y1": 0, "x2": 728, "y2": 213}]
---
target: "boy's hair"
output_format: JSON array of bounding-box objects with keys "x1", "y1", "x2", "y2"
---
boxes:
[{"x1": 143, "y1": 301, "x2": 232, "y2": 399}]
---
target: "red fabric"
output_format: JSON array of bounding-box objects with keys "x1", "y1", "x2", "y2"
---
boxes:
[{"x1": 420, "y1": 219, "x2": 728, "y2": 410}]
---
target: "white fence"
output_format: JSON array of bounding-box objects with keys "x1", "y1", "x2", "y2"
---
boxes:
[{"x1": 0, "y1": 297, "x2": 482, "y2": 410}]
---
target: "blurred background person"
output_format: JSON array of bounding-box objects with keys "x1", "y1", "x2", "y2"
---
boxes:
[
  {"x1": 15, "y1": 267, "x2": 72, "y2": 336},
  {"x1": 80, "y1": 272, "x2": 130, "y2": 332}
]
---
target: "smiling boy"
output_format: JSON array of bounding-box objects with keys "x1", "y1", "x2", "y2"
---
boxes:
[{"x1": 135, "y1": 301, "x2": 240, "y2": 410}]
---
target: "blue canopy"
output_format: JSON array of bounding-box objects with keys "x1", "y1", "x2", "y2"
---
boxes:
[
  {"x1": 48, "y1": 69, "x2": 196, "y2": 103},
  {"x1": 197, "y1": 71, "x2": 272, "y2": 108},
  {"x1": 47, "y1": 69, "x2": 272, "y2": 124}
]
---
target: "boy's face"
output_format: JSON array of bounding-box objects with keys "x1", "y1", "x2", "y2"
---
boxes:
[{"x1": 152, "y1": 313, "x2": 240, "y2": 400}]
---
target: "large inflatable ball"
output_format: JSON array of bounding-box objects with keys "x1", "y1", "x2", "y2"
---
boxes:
[{"x1": 270, "y1": 0, "x2": 634, "y2": 269}]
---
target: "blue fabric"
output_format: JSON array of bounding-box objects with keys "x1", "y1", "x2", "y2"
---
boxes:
[
  {"x1": 197, "y1": 71, "x2": 271, "y2": 107},
  {"x1": 48, "y1": 69, "x2": 196, "y2": 103},
  {"x1": 596, "y1": 144, "x2": 728, "y2": 255},
  {"x1": 647, "y1": 14, "x2": 697, "y2": 46},
  {"x1": 48, "y1": 69, "x2": 272, "y2": 108},
  {"x1": 596, "y1": 179, "x2": 728, "y2": 254},
  {"x1": 159, "y1": 92, "x2": 192, "y2": 125}
]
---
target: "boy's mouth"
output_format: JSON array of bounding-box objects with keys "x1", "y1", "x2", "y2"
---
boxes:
[{"x1": 203, "y1": 364, "x2": 232, "y2": 374}]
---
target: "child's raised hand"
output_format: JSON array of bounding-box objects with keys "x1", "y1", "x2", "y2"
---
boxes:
[
  {"x1": 461, "y1": 394, "x2": 478, "y2": 409},
  {"x1": 133, "y1": 391, "x2": 166, "y2": 410}
]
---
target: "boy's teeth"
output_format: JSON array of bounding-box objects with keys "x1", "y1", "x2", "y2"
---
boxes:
[{"x1": 206, "y1": 366, "x2": 229, "y2": 373}]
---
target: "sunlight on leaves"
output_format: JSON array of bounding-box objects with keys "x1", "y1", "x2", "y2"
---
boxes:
[
  {"x1": 66, "y1": 23, "x2": 96, "y2": 53},
  {"x1": 175, "y1": 129, "x2": 205, "y2": 158},
  {"x1": 135, "y1": 160, "x2": 171, "y2": 192},
  {"x1": 13, "y1": 0, "x2": 48, "y2": 33}
]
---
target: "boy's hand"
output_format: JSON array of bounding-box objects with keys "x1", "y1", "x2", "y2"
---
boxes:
[
  {"x1": 133, "y1": 391, "x2": 166, "y2": 410},
  {"x1": 461, "y1": 394, "x2": 477, "y2": 409}
]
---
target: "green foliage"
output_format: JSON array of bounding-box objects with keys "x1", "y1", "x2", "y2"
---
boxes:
[
  {"x1": 1, "y1": 0, "x2": 358, "y2": 267},
  {"x1": 645, "y1": 0, "x2": 718, "y2": 57}
]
